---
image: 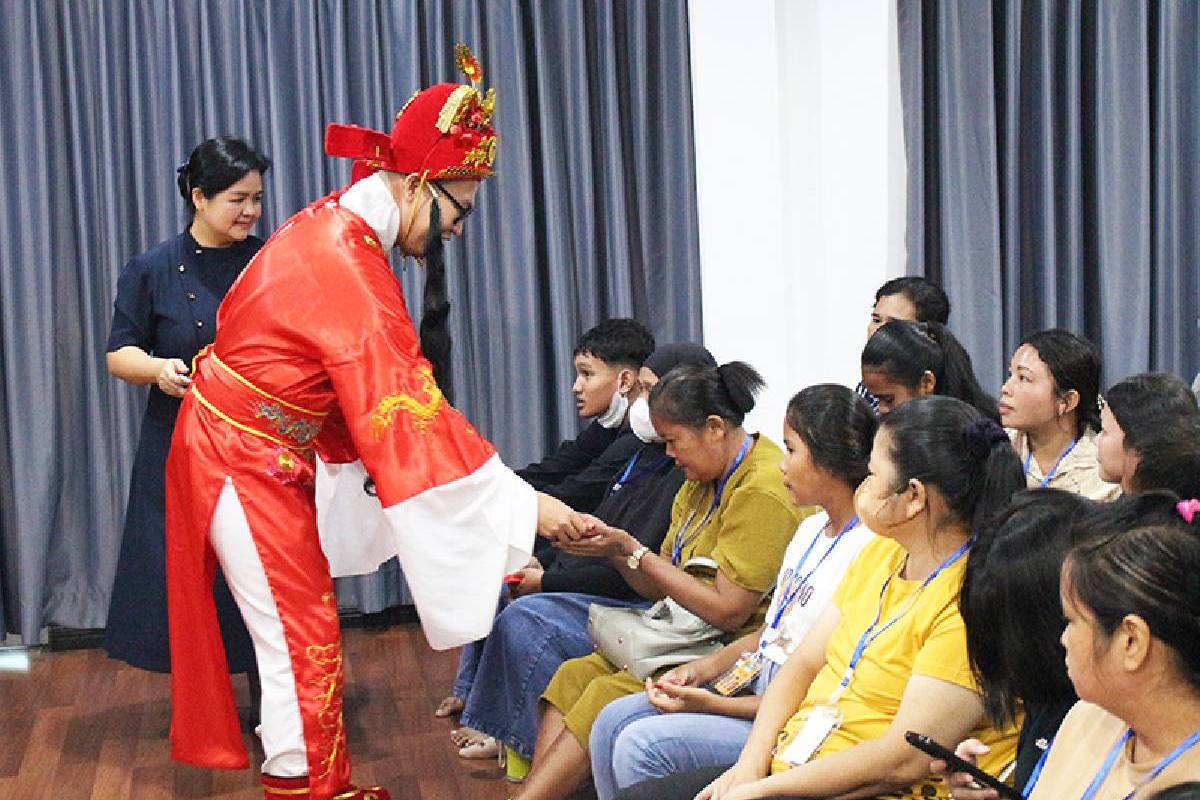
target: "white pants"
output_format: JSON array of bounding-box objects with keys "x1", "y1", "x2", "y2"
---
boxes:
[{"x1": 209, "y1": 478, "x2": 308, "y2": 777}]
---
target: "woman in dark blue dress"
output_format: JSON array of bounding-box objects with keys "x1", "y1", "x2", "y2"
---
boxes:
[{"x1": 104, "y1": 137, "x2": 270, "y2": 675}]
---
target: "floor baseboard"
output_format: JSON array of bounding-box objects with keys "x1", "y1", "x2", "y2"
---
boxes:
[{"x1": 45, "y1": 604, "x2": 420, "y2": 652}]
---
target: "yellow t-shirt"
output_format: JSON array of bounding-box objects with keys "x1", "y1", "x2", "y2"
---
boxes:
[
  {"x1": 661, "y1": 433, "x2": 809, "y2": 636},
  {"x1": 1029, "y1": 701, "x2": 1200, "y2": 799},
  {"x1": 770, "y1": 536, "x2": 1020, "y2": 799}
]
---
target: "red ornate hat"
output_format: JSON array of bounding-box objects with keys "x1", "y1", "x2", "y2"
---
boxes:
[{"x1": 325, "y1": 44, "x2": 497, "y2": 183}]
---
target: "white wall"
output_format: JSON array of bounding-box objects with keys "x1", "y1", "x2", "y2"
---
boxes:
[{"x1": 689, "y1": 0, "x2": 906, "y2": 438}]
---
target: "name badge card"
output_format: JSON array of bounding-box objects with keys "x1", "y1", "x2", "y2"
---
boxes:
[{"x1": 776, "y1": 704, "x2": 842, "y2": 766}]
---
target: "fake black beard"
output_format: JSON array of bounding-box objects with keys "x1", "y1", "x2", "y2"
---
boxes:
[
  {"x1": 364, "y1": 199, "x2": 455, "y2": 499},
  {"x1": 419, "y1": 196, "x2": 454, "y2": 404}
]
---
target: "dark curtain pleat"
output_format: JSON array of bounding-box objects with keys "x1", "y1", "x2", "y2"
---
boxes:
[
  {"x1": 896, "y1": 0, "x2": 1199, "y2": 391},
  {"x1": 0, "y1": 0, "x2": 702, "y2": 639}
]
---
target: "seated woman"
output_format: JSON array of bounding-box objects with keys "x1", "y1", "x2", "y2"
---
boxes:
[
  {"x1": 999, "y1": 329, "x2": 1120, "y2": 500},
  {"x1": 1096, "y1": 372, "x2": 1200, "y2": 495},
  {"x1": 588, "y1": 384, "x2": 878, "y2": 800},
  {"x1": 860, "y1": 319, "x2": 999, "y2": 419},
  {"x1": 933, "y1": 492, "x2": 1195, "y2": 799},
  {"x1": 953, "y1": 497, "x2": 1200, "y2": 797},
  {"x1": 451, "y1": 345, "x2": 718, "y2": 760},
  {"x1": 513, "y1": 361, "x2": 805, "y2": 799},
  {"x1": 520, "y1": 344, "x2": 722, "y2": 598},
  {"x1": 618, "y1": 396, "x2": 1026, "y2": 800}
]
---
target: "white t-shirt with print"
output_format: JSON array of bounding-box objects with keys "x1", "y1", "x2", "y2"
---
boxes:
[{"x1": 758, "y1": 511, "x2": 875, "y2": 665}]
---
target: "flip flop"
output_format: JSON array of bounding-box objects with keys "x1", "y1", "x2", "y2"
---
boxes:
[
  {"x1": 450, "y1": 726, "x2": 486, "y2": 748},
  {"x1": 458, "y1": 736, "x2": 499, "y2": 760},
  {"x1": 435, "y1": 696, "x2": 465, "y2": 718}
]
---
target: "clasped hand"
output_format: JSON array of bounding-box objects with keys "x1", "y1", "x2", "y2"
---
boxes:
[
  {"x1": 644, "y1": 664, "x2": 712, "y2": 714},
  {"x1": 552, "y1": 516, "x2": 639, "y2": 558}
]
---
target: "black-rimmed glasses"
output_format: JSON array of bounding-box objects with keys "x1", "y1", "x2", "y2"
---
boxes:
[{"x1": 431, "y1": 181, "x2": 474, "y2": 226}]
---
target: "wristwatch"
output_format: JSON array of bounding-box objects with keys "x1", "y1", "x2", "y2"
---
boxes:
[{"x1": 627, "y1": 545, "x2": 651, "y2": 570}]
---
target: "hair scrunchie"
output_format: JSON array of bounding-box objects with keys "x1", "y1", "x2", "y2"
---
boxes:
[
  {"x1": 962, "y1": 418, "x2": 1009, "y2": 462},
  {"x1": 1178, "y1": 498, "x2": 1200, "y2": 524},
  {"x1": 175, "y1": 161, "x2": 192, "y2": 200}
]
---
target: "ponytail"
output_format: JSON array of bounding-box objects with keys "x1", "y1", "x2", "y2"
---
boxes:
[
  {"x1": 925, "y1": 322, "x2": 1000, "y2": 422},
  {"x1": 971, "y1": 423, "x2": 1025, "y2": 534},
  {"x1": 650, "y1": 360, "x2": 765, "y2": 429},
  {"x1": 717, "y1": 362, "x2": 763, "y2": 417},
  {"x1": 881, "y1": 397, "x2": 1024, "y2": 534},
  {"x1": 863, "y1": 320, "x2": 998, "y2": 420}
]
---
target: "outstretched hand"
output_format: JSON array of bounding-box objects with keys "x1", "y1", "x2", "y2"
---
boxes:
[{"x1": 535, "y1": 493, "x2": 594, "y2": 541}]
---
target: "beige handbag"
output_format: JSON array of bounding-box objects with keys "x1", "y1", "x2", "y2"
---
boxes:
[{"x1": 587, "y1": 595, "x2": 724, "y2": 680}]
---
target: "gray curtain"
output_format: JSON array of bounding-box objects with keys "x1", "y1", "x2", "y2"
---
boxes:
[
  {"x1": 0, "y1": 0, "x2": 702, "y2": 642},
  {"x1": 898, "y1": 0, "x2": 1199, "y2": 389}
]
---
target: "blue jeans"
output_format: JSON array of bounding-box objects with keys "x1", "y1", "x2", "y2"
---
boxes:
[
  {"x1": 590, "y1": 665, "x2": 776, "y2": 800},
  {"x1": 590, "y1": 694, "x2": 753, "y2": 800},
  {"x1": 457, "y1": 591, "x2": 649, "y2": 759},
  {"x1": 450, "y1": 591, "x2": 510, "y2": 699}
]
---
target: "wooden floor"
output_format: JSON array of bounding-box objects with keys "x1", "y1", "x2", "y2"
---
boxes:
[{"x1": 0, "y1": 625, "x2": 514, "y2": 800}]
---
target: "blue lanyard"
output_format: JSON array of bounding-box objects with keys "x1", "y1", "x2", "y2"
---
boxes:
[
  {"x1": 671, "y1": 435, "x2": 753, "y2": 566},
  {"x1": 832, "y1": 538, "x2": 972, "y2": 700},
  {"x1": 1024, "y1": 438, "x2": 1078, "y2": 488},
  {"x1": 609, "y1": 452, "x2": 670, "y2": 495},
  {"x1": 1080, "y1": 726, "x2": 1200, "y2": 800},
  {"x1": 766, "y1": 515, "x2": 859, "y2": 633},
  {"x1": 1022, "y1": 737, "x2": 1053, "y2": 797}
]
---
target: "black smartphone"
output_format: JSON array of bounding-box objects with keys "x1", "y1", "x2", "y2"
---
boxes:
[{"x1": 904, "y1": 731, "x2": 1025, "y2": 800}]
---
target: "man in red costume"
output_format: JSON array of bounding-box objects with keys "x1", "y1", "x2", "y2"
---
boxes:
[{"x1": 165, "y1": 46, "x2": 586, "y2": 800}]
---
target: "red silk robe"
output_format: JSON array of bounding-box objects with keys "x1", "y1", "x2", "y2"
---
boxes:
[{"x1": 164, "y1": 190, "x2": 535, "y2": 796}]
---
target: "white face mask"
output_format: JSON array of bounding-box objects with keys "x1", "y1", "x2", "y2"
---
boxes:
[
  {"x1": 628, "y1": 397, "x2": 663, "y2": 442},
  {"x1": 596, "y1": 389, "x2": 630, "y2": 429}
]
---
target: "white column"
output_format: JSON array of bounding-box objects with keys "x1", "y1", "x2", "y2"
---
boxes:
[{"x1": 689, "y1": 0, "x2": 905, "y2": 437}]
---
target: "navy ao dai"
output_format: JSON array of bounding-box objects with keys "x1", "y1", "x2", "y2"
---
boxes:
[{"x1": 104, "y1": 230, "x2": 261, "y2": 672}]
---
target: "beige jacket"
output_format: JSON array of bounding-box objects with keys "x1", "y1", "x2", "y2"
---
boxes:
[{"x1": 1009, "y1": 428, "x2": 1121, "y2": 502}]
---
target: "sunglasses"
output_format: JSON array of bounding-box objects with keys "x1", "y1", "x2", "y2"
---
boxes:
[{"x1": 431, "y1": 181, "x2": 474, "y2": 226}]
